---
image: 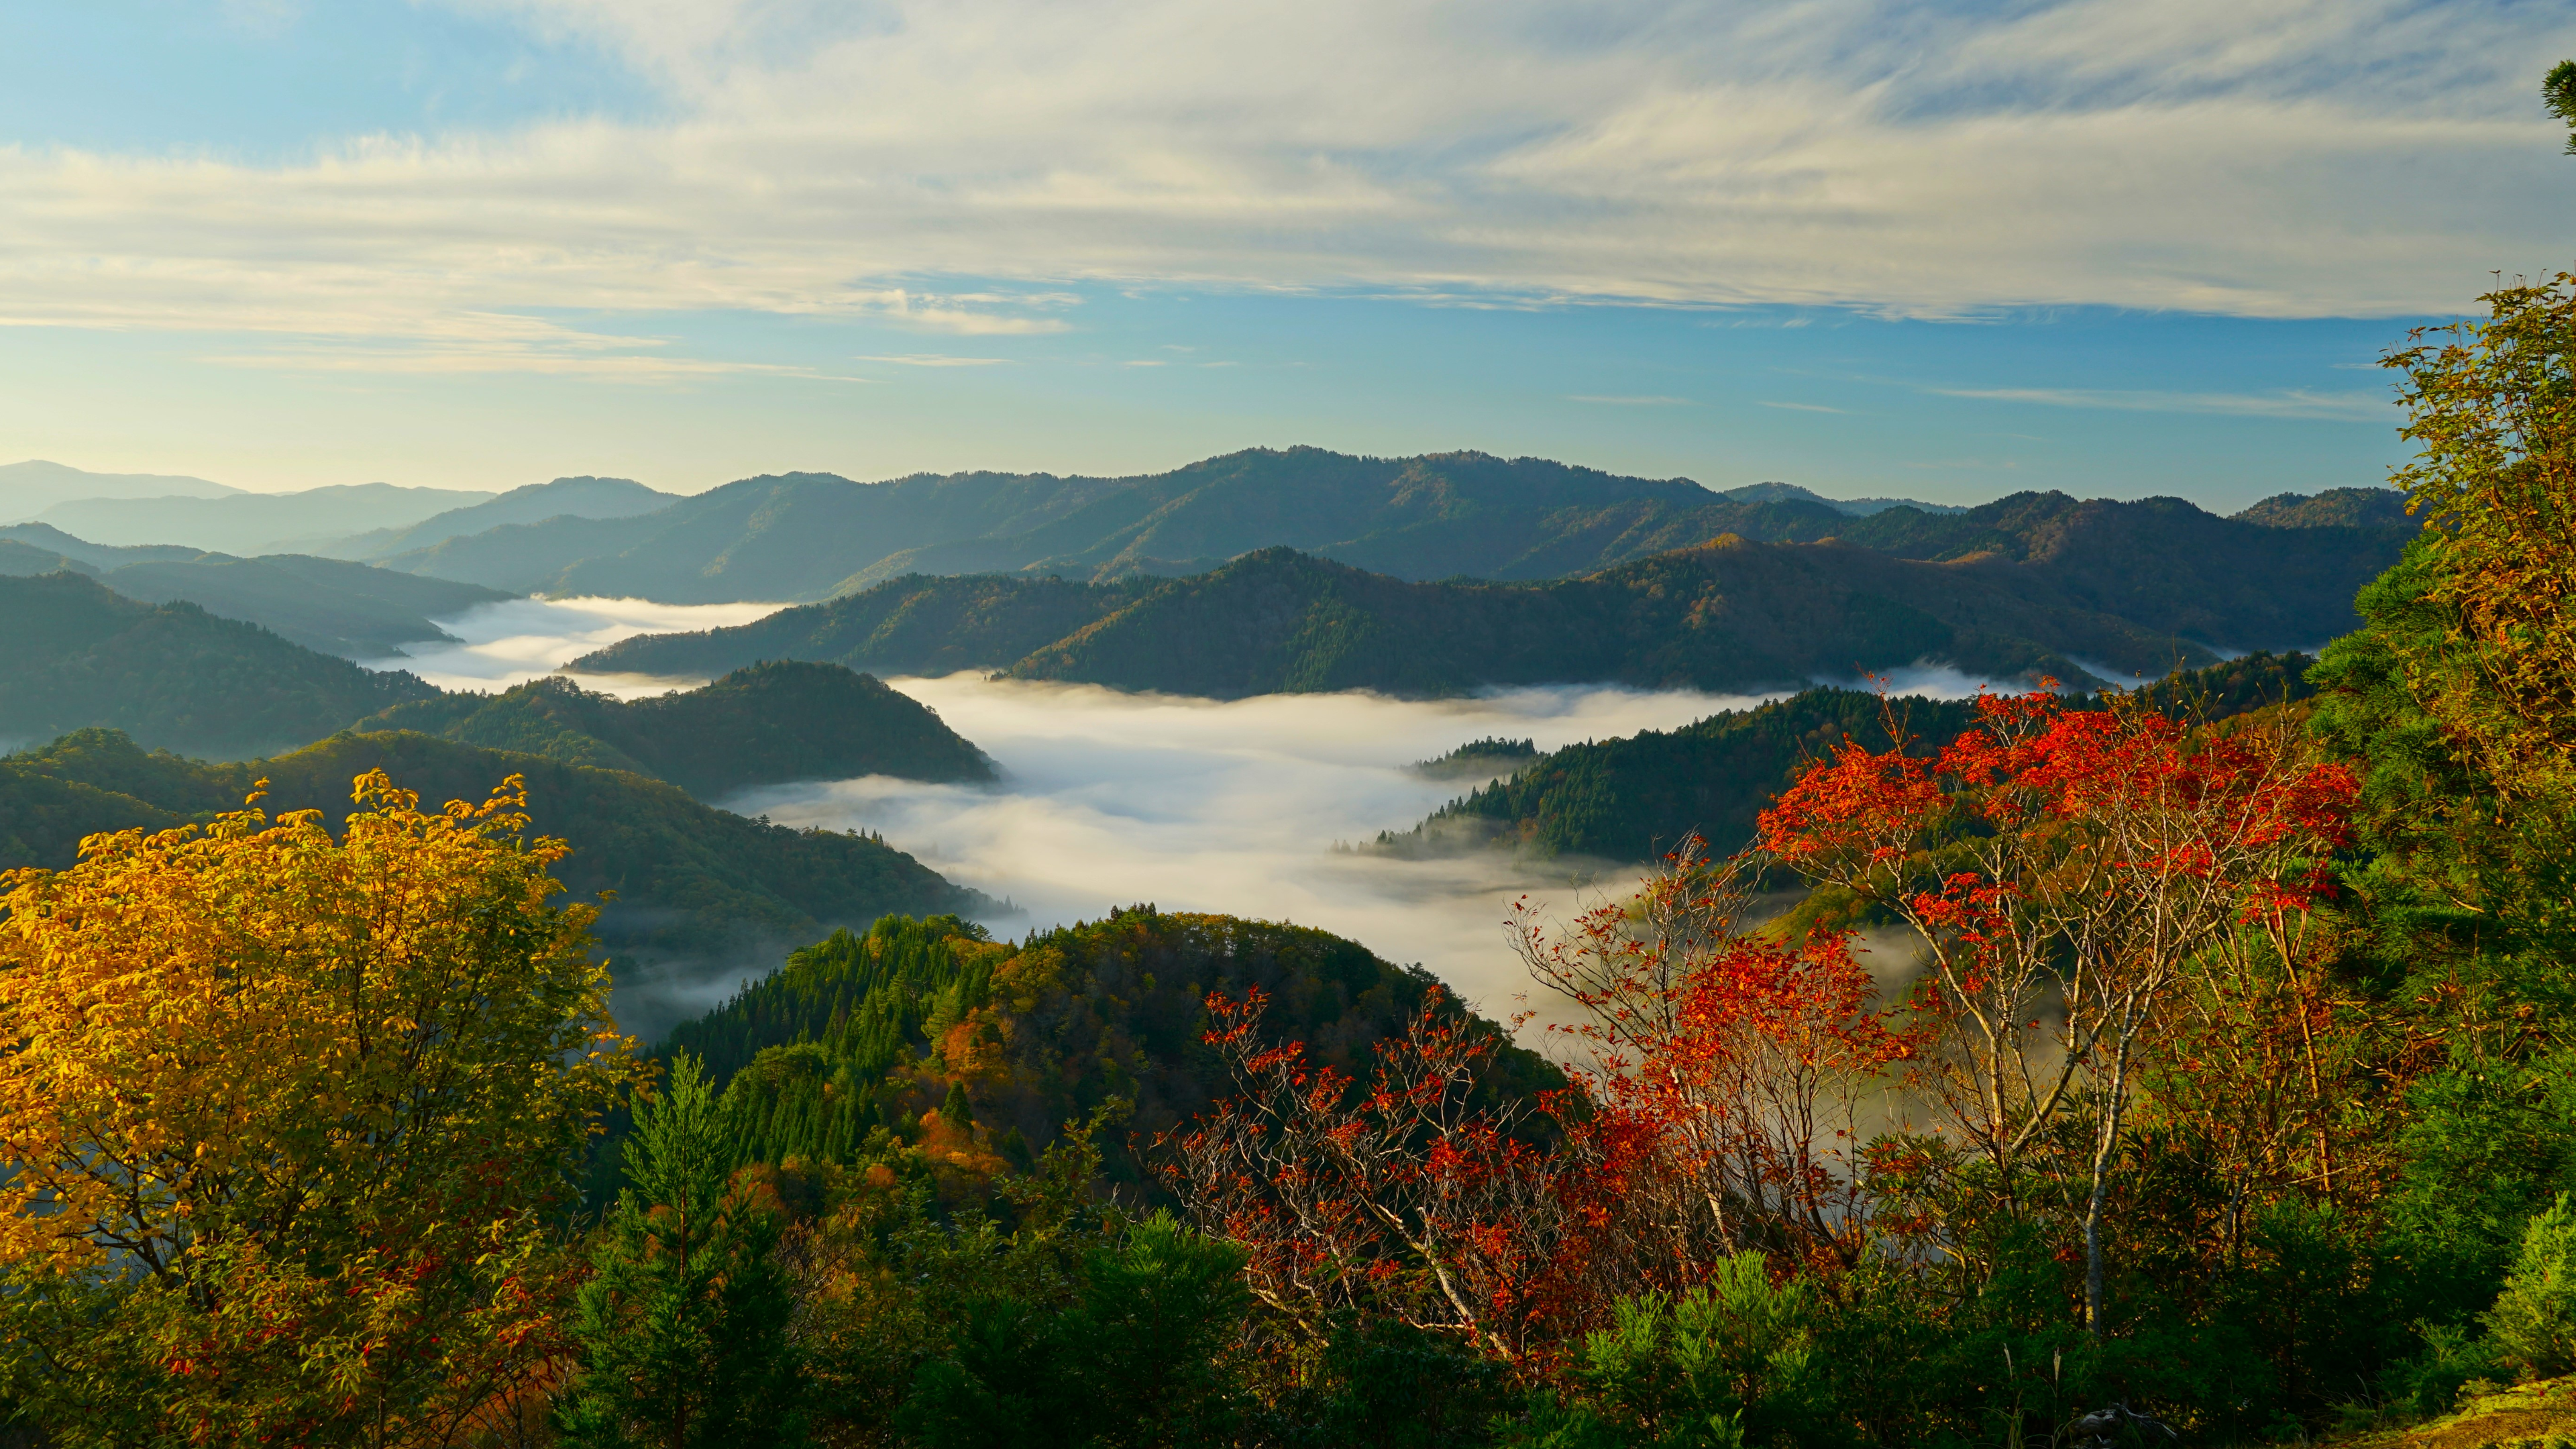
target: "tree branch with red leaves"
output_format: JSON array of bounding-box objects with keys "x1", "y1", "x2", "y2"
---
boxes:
[
  {"x1": 1508, "y1": 839, "x2": 1910, "y2": 1281},
  {"x1": 1758, "y1": 689, "x2": 2357, "y2": 1334},
  {"x1": 1157, "y1": 987, "x2": 1568, "y2": 1360}
]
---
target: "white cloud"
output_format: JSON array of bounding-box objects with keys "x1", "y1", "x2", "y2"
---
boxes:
[
  {"x1": 1759, "y1": 400, "x2": 1847, "y2": 413},
  {"x1": 1568, "y1": 394, "x2": 1695, "y2": 405},
  {"x1": 3, "y1": 0, "x2": 2571, "y2": 370}
]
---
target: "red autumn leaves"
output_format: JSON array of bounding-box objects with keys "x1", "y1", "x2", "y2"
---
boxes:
[{"x1": 1165, "y1": 688, "x2": 2360, "y2": 1354}]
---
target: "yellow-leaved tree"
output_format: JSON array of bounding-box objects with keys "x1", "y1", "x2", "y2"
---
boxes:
[{"x1": 0, "y1": 771, "x2": 643, "y2": 1448}]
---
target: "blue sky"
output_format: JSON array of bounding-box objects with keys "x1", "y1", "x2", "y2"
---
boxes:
[{"x1": 2, "y1": 1, "x2": 2571, "y2": 508}]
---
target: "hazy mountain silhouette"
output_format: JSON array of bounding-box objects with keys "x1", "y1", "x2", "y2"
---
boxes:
[
  {"x1": 37, "y1": 482, "x2": 497, "y2": 554},
  {"x1": 313, "y1": 475, "x2": 682, "y2": 559},
  {"x1": 0, "y1": 460, "x2": 240, "y2": 520}
]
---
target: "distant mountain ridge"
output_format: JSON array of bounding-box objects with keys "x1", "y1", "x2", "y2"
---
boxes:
[
  {"x1": 36, "y1": 482, "x2": 498, "y2": 554},
  {"x1": 2233, "y1": 486, "x2": 2412, "y2": 529},
  {"x1": 1718, "y1": 481, "x2": 1968, "y2": 516},
  {"x1": 314, "y1": 476, "x2": 682, "y2": 560},
  {"x1": 578, "y1": 493, "x2": 2406, "y2": 696},
  {"x1": 0, "y1": 460, "x2": 240, "y2": 520},
  {"x1": 378, "y1": 448, "x2": 2412, "y2": 610}
]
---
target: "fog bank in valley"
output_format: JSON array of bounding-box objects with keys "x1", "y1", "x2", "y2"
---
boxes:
[{"x1": 374, "y1": 596, "x2": 1998, "y2": 1038}]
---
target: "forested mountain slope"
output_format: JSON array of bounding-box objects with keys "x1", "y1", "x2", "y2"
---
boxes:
[
  {"x1": 1377, "y1": 651, "x2": 2320, "y2": 861},
  {"x1": 574, "y1": 573, "x2": 1158, "y2": 679},
  {"x1": 585, "y1": 540, "x2": 2220, "y2": 695},
  {"x1": 0, "y1": 527, "x2": 515, "y2": 655},
  {"x1": 2236, "y1": 486, "x2": 2416, "y2": 529},
  {"x1": 0, "y1": 727, "x2": 985, "y2": 995},
  {"x1": 658, "y1": 909, "x2": 1556, "y2": 1193},
  {"x1": 91, "y1": 553, "x2": 513, "y2": 656},
  {"x1": 357, "y1": 661, "x2": 994, "y2": 798},
  {"x1": 0, "y1": 539, "x2": 95, "y2": 578},
  {"x1": 0, "y1": 572, "x2": 441, "y2": 758},
  {"x1": 382, "y1": 447, "x2": 2412, "y2": 618}
]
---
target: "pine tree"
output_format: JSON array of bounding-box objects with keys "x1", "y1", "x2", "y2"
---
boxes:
[{"x1": 561, "y1": 1052, "x2": 805, "y2": 1448}]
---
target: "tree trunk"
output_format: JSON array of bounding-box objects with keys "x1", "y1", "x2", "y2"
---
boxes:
[{"x1": 2082, "y1": 1035, "x2": 2135, "y2": 1337}]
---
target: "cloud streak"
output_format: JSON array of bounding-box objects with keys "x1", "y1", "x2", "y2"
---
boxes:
[{"x1": 1929, "y1": 385, "x2": 2395, "y2": 421}]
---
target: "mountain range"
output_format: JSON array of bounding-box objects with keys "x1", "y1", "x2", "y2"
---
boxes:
[
  {"x1": 370, "y1": 448, "x2": 2413, "y2": 613},
  {"x1": 577, "y1": 502, "x2": 2402, "y2": 695},
  {"x1": 3, "y1": 466, "x2": 683, "y2": 559},
  {"x1": 0, "y1": 460, "x2": 239, "y2": 519},
  {"x1": 34, "y1": 481, "x2": 497, "y2": 554},
  {"x1": 313, "y1": 476, "x2": 681, "y2": 559},
  {"x1": 0, "y1": 571, "x2": 1008, "y2": 796}
]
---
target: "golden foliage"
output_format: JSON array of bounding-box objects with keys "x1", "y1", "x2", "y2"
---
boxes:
[
  {"x1": 2387, "y1": 272, "x2": 2576, "y2": 800},
  {"x1": 0, "y1": 769, "x2": 642, "y2": 1444}
]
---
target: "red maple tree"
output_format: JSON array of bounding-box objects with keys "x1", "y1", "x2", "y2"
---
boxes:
[{"x1": 1758, "y1": 687, "x2": 2357, "y2": 1332}]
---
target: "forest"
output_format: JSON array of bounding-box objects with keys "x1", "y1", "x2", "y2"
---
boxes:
[{"x1": 1, "y1": 269, "x2": 2573, "y2": 1449}]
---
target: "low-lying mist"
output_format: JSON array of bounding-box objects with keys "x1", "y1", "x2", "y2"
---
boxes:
[
  {"x1": 358, "y1": 596, "x2": 785, "y2": 694},
  {"x1": 724, "y1": 673, "x2": 1784, "y2": 1022},
  {"x1": 373, "y1": 596, "x2": 1998, "y2": 1040}
]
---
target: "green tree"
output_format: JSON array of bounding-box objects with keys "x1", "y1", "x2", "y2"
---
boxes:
[
  {"x1": 561, "y1": 1053, "x2": 803, "y2": 1448},
  {"x1": 1544, "y1": 1255, "x2": 1843, "y2": 1449},
  {"x1": 2487, "y1": 1193, "x2": 2576, "y2": 1380},
  {"x1": 2546, "y1": 61, "x2": 2576, "y2": 153},
  {"x1": 899, "y1": 1210, "x2": 1251, "y2": 1448}
]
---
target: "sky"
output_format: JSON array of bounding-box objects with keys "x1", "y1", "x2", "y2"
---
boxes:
[{"x1": 3, "y1": 1, "x2": 2572, "y2": 510}]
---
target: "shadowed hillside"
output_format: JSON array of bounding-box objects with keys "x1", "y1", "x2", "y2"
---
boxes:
[
  {"x1": 0, "y1": 572, "x2": 441, "y2": 758},
  {"x1": 357, "y1": 661, "x2": 995, "y2": 798},
  {"x1": 584, "y1": 540, "x2": 2224, "y2": 696},
  {"x1": 0, "y1": 727, "x2": 989, "y2": 1041}
]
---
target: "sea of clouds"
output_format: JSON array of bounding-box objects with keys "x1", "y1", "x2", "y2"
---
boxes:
[{"x1": 374, "y1": 596, "x2": 1996, "y2": 1036}]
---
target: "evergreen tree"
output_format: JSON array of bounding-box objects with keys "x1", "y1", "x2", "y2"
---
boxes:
[
  {"x1": 2487, "y1": 1194, "x2": 2576, "y2": 1381},
  {"x1": 561, "y1": 1053, "x2": 805, "y2": 1448}
]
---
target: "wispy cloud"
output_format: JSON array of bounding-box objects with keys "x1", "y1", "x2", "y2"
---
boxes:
[
  {"x1": 1568, "y1": 394, "x2": 1693, "y2": 406},
  {"x1": 856, "y1": 354, "x2": 1012, "y2": 367},
  {"x1": 1758, "y1": 400, "x2": 1847, "y2": 413},
  {"x1": 1928, "y1": 386, "x2": 2392, "y2": 421},
  {"x1": 0, "y1": 0, "x2": 2567, "y2": 362},
  {"x1": 203, "y1": 342, "x2": 873, "y2": 384}
]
